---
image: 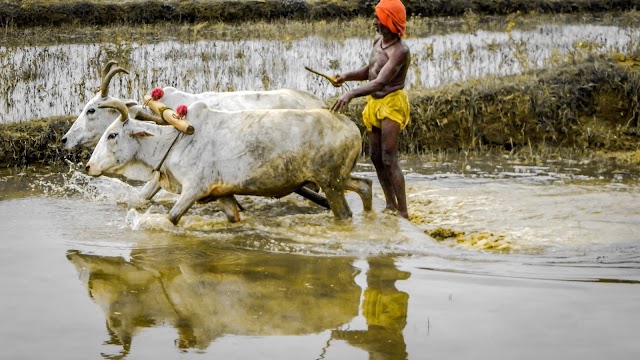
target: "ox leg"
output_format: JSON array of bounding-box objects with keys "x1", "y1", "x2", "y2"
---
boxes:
[
  {"x1": 295, "y1": 187, "x2": 330, "y2": 209},
  {"x1": 218, "y1": 196, "x2": 241, "y2": 223},
  {"x1": 233, "y1": 196, "x2": 246, "y2": 212},
  {"x1": 140, "y1": 171, "x2": 162, "y2": 201},
  {"x1": 169, "y1": 191, "x2": 199, "y2": 225},
  {"x1": 322, "y1": 187, "x2": 352, "y2": 220},
  {"x1": 345, "y1": 176, "x2": 373, "y2": 211}
]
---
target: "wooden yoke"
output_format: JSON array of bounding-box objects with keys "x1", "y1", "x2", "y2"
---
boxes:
[{"x1": 143, "y1": 95, "x2": 195, "y2": 135}]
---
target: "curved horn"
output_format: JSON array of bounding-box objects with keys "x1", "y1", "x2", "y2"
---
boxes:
[
  {"x1": 101, "y1": 60, "x2": 118, "y2": 79},
  {"x1": 98, "y1": 99, "x2": 129, "y2": 122},
  {"x1": 100, "y1": 66, "x2": 130, "y2": 98},
  {"x1": 134, "y1": 111, "x2": 169, "y2": 125}
]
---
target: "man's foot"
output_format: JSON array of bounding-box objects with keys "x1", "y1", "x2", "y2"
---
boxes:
[
  {"x1": 382, "y1": 207, "x2": 397, "y2": 215},
  {"x1": 382, "y1": 207, "x2": 409, "y2": 219}
]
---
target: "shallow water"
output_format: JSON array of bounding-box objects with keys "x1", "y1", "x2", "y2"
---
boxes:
[
  {"x1": 1, "y1": 12, "x2": 640, "y2": 359},
  {"x1": 1, "y1": 156, "x2": 639, "y2": 359}
]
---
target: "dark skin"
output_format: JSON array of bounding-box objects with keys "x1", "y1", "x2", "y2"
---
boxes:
[{"x1": 330, "y1": 16, "x2": 411, "y2": 219}]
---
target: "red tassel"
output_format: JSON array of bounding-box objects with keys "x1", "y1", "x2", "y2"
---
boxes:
[
  {"x1": 150, "y1": 87, "x2": 164, "y2": 100},
  {"x1": 176, "y1": 105, "x2": 188, "y2": 118}
]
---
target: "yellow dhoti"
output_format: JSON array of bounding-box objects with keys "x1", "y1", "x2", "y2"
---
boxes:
[{"x1": 361, "y1": 89, "x2": 410, "y2": 132}]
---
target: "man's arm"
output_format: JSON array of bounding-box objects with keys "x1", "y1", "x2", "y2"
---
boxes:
[
  {"x1": 335, "y1": 65, "x2": 370, "y2": 84},
  {"x1": 331, "y1": 46, "x2": 408, "y2": 112},
  {"x1": 333, "y1": 36, "x2": 381, "y2": 85}
]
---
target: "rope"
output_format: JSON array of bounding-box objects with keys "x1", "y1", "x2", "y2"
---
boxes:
[{"x1": 154, "y1": 131, "x2": 182, "y2": 172}]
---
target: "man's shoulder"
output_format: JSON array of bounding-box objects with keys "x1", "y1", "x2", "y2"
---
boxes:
[
  {"x1": 399, "y1": 39, "x2": 410, "y2": 52},
  {"x1": 392, "y1": 40, "x2": 410, "y2": 61}
]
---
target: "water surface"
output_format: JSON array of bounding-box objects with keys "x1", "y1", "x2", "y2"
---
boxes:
[
  {"x1": 1, "y1": 156, "x2": 639, "y2": 359},
  {"x1": 1, "y1": 13, "x2": 639, "y2": 359}
]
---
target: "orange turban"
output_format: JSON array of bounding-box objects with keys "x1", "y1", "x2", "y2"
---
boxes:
[{"x1": 375, "y1": 0, "x2": 407, "y2": 38}]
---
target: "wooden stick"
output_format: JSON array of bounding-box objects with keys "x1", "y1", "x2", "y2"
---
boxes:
[
  {"x1": 304, "y1": 66, "x2": 341, "y2": 87},
  {"x1": 143, "y1": 95, "x2": 195, "y2": 135}
]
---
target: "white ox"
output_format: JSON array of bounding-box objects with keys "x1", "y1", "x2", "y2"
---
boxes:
[
  {"x1": 86, "y1": 100, "x2": 372, "y2": 225},
  {"x1": 62, "y1": 61, "x2": 326, "y2": 150}
]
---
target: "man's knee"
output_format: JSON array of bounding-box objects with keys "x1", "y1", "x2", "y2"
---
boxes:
[
  {"x1": 369, "y1": 142, "x2": 383, "y2": 162},
  {"x1": 381, "y1": 149, "x2": 398, "y2": 168}
]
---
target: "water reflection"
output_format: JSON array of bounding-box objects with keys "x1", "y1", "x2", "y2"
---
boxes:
[
  {"x1": 334, "y1": 257, "x2": 410, "y2": 360},
  {"x1": 66, "y1": 243, "x2": 362, "y2": 357},
  {"x1": 66, "y1": 238, "x2": 419, "y2": 359}
]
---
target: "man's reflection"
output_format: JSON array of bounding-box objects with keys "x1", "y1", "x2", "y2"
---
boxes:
[{"x1": 333, "y1": 256, "x2": 410, "y2": 360}]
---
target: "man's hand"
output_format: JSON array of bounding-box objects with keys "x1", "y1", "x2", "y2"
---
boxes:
[
  {"x1": 332, "y1": 74, "x2": 346, "y2": 88},
  {"x1": 331, "y1": 93, "x2": 352, "y2": 112}
]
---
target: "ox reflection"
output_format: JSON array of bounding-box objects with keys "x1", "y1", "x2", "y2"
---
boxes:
[{"x1": 66, "y1": 246, "x2": 361, "y2": 355}]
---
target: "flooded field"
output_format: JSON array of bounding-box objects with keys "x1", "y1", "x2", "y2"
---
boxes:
[
  {"x1": 1, "y1": 12, "x2": 640, "y2": 360},
  {"x1": 1, "y1": 155, "x2": 639, "y2": 359},
  {"x1": 1, "y1": 13, "x2": 639, "y2": 123}
]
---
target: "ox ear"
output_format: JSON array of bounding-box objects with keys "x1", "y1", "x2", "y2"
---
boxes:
[{"x1": 131, "y1": 130, "x2": 154, "y2": 138}]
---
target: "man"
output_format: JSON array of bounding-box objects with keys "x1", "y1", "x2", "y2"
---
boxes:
[{"x1": 330, "y1": 0, "x2": 411, "y2": 219}]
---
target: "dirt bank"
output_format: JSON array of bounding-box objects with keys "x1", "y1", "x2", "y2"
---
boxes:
[
  {"x1": 1, "y1": 0, "x2": 638, "y2": 27},
  {"x1": 401, "y1": 53, "x2": 640, "y2": 153}
]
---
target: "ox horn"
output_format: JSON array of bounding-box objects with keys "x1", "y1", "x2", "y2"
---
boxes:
[
  {"x1": 100, "y1": 60, "x2": 118, "y2": 79},
  {"x1": 98, "y1": 99, "x2": 129, "y2": 122},
  {"x1": 134, "y1": 111, "x2": 169, "y2": 125},
  {"x1": 100, "y1": 66, "x2": 130, "y2": 98}
]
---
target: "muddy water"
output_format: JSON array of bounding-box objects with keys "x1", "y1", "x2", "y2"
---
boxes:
[
  {"x1": 1, "y1": 156, "x2": 639, "y2": 359},
  {"x1": 1, "y1": 13, "x2": 640, "y2": 359}
]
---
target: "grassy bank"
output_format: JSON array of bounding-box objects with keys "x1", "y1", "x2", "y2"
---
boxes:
[
  {"x1": 0, "y1": 116, "x2": 87, "y2": 167},
  {"x1": 401, "y1": 53, "x2": 640, "y2": 153},
  {"x1": 2, "y1": 53, "x2": 639, "y2": 167},
  {"x1": 1, "y1": 0, "x2": 638, "y2": 27}
]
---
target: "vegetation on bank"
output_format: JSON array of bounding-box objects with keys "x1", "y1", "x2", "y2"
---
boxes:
[
  {"x1": 401, "y1": 53, "x2": 640, "y2": 154},
  {"x1": 1, "y1": 0, "x2": 638, "y2": 27},
  {"x1": 0, "y1": 116, "x2": 87, "y2": 167},
  {"x1": 1, "y1": 1, "x2": 639, "y2": 168},
  {"x1": 1, "y1": 53, "x2": 638, "y2": 167}
]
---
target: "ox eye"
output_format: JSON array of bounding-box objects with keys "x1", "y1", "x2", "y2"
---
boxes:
[
  {"x1": 107, "y1": 133, "x2": 118, "y2": 140},
  {"x1": 87, "y1": 108, "x2": 96, "y2": 115}
]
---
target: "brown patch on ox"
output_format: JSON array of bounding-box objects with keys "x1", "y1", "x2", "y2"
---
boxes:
[
  {"x1": 158, "y1": 170, "x2": 182, "y2": 194},
  {"x1": 235, "y1": 150, "x2": 321, "y2": 198},
  {"x1": 198, "y1": 183, "x2": 237, "y2": 203}
]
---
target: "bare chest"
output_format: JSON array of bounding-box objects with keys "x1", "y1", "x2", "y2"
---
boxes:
[{"x1": 368, "y1": 44, "x2": 390, "y2": 79}]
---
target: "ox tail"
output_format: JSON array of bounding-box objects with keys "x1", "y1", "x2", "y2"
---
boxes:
[{"x1": 348, "y1": 138, "x2": 364, "y2": 173}]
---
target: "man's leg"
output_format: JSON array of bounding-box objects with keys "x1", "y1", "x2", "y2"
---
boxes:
[
  {"x1": 369, "y1": 126, "x2": 398, "y2": 211},
  {"x1": 380, "y1": 119, "x2": 408, "y2": 219}
]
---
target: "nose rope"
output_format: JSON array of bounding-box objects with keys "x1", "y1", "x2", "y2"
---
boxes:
[{"x1": 154, "y1": 131, "x2": 182, "y2": 172}]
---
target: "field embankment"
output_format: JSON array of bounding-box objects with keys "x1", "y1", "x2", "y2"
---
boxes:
[
  {"x1": 1, "y1": 1, "x2": 640, "y2": 167},
  {"x1": 1, "y1": 0, "x2": 638, "y2": 27},
  {"x1": 2, "y1": 53, "x2": 639, "y2": 167}
]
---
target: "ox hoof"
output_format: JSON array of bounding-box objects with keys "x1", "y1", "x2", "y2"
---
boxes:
[{"x1": 225, "y1": 213, "x2": 240, "y2": 223}]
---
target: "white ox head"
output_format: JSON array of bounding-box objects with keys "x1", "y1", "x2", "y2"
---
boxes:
[
  {"x1": 62, "y1": 61, "x2": 138, "y2": 149},
  {"x1": 85, "y1": 99, "x2": 158, "y2": 181}
]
